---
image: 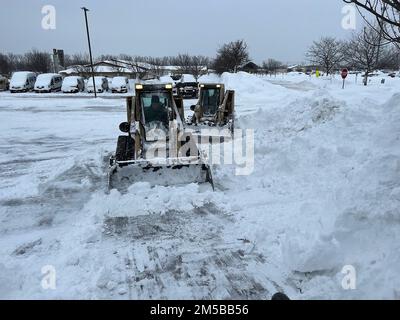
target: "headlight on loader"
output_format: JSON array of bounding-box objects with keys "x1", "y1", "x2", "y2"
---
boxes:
[
  {"x1": 165, "y1": 84, "x2": 173, "y2": 89},
  {"x1": 135, "y1": 84, "x2": 143, "y2": 90}
]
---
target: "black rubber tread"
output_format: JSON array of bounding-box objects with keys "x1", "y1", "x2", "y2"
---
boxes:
[{"x1": 115, "y1": 136, "x2": 135, "y2": 161}]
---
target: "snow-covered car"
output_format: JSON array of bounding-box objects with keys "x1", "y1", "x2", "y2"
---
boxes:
[
  {"x1": 9, "y1": 71, "x2": 36, "y2": 93},
  {"x1": 111, "y1": 76, "x2": 129, "y2": 93},
  {"x1": 0, "y1": 75, "x2": 9, "y2": 91},
  {"x1": 34, "y1": 74, "x2": 63, "y2": 93},
  {"x1": 61, "y1": 76, "x2": 85, "y2": 93},
  {"x1": 86, "y1": 76, "x2": 109, "y2": 93},
  {"x1": 176, "y1": 82, "x2": 199, "y2": 99}
]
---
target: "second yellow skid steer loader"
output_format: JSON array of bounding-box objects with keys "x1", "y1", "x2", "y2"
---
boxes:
[
  {"x1": 109, "y1": 83, "x2": 214, "y2": 191},
  {"x1": 187, "y1": 83, "x2": 235, "y2": 142}
]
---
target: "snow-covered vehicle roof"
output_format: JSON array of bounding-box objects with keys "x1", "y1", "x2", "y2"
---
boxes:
[
  {"x1": 10, "y1": 71, "x2": 35, "y2": 85},
  {"x1": 35, "y1": 73, "x2": 60, "y2": 85},
  {"x1": 62, "y1": 76, "x2": 82, "y2": 84}
]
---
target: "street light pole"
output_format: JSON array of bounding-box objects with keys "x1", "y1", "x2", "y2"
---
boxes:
[{"x1": 81, "y1": 7, "x2": 97, "y2": 98}]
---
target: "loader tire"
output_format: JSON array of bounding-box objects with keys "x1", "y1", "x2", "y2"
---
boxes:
[{"x1": 115, "y1": 136, "x2": 135, "y2": 162}]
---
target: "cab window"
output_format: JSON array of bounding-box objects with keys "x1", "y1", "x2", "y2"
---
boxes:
[
  {"x1": 200, "y1": 88, "x2": 220, "y2": 115},
  {"x1": 141, "y1": 91, "x2": 171, "y2": 126}
]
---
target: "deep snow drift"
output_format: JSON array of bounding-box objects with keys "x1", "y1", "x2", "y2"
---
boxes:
[{"x1": 0, "y1": 72, "x2": 399, "y2": 299}]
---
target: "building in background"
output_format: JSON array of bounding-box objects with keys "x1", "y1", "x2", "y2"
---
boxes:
[{"x1": 51, "y1": 49, "x2": 65, "y2": 73}]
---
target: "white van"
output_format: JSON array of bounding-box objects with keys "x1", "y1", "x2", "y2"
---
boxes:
[
  {"x1": 87, "y1": 76, "x2": 109, "y2": 93},
  {"x1": 34, "y1": 73, "x2": 63, "y2": 93},
  {"x1": 9, "y1": 71, "x2": 36, "y2": 93},
  {"x1": 62, "y1": 76, "x2": 85, "y2": 93},
  {"x1": 111, "y1": 76, "x2": 129, "y2": 93}
]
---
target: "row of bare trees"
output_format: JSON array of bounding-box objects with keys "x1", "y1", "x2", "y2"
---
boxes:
[
  {"x1": 262, "y1": 58, "x2": 286, "y2": 75},
  {"x1": 306, "y1": 24, "x2": 400, "y2": 85},
  {"x1": 0, "y1": 50, "x2": 52, "y2": 75},
  {"x1": 0, "y1": 40, "x2": 250, "y2": 78}
]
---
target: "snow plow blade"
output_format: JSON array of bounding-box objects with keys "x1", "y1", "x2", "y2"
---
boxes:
[{"x1": 108, "y1": 156, "x2": 214, "y2": 192}]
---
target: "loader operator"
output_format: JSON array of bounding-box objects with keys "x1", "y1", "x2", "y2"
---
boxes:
[
  {"x1": 144, "y1": 95, "x2": 169, "y2": 126},
  {"x1": 202, "y1": 89, "x2": 219, "y2": 115}
]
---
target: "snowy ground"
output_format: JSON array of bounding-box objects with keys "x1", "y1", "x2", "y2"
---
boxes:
[{"x1": 0, "y1": 72, "x2": 399, "y2": 299}]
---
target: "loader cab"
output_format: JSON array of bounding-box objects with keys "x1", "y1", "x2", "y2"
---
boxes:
[
  {"x1": 140, "y1": 90, "x2": 171, "y2": 129},
  {"x1": 192, "y1": 84, "x2": 225, "y2": 117},
  {"x1": 190, "y1": 83, "x2": 234, "y2": 131},
  {"x1": 199, "y1": 85, "x2": 222, "y2": 116},
  {"x1": 128, "y1": 83, "x2": 185, "y2": 143}
]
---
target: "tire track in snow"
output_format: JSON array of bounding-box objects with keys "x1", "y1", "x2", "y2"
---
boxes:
[{"x1": 101, "y1": 206, "x2": 279, "y2": 299}]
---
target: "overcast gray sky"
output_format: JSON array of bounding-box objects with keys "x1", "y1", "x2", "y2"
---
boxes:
[{"x1": 0, "y1": 0, "x2": 360, "y2": 64}]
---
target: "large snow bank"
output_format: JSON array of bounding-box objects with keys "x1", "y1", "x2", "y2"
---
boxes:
[{"x1": 215, "y1": 73, "x2": 400, "y2": 299}]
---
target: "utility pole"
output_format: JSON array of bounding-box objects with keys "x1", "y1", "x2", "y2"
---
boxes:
[{"x1": 81, "y1": 7, "x2": 97, "y2": 98}]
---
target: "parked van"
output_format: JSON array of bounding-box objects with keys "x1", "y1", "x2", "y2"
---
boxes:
[
  {"x1": 111, "y1": 76, "x2": 129, "y2": 93},
  {"x1": 0, "y1": 76, "x2": 9, "y2": 91},
  {"x1": 34, "y1": 73, "x2": 63, "y2": 93},
  {"x1": 62, "y1": 76, "x2": 85, "y2": 93},
  {"x1": 9, "y1": 71, "x2": 36, "y2": 93},
  {"x1": 87, "y1": 76, "x2": 109, "y2": 93}
]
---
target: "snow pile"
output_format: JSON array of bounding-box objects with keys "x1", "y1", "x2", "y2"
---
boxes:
[
  {"x1": 219, "y1": 74, "x2": 400, "y2": 299},
  {"x1": 86, "y1": 182, "x2": 228, "y2": 218}
]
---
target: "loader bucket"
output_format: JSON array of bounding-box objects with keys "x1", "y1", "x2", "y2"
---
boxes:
[{"x1": 108, "y1": 157, "x2": 214, "y2": 192}]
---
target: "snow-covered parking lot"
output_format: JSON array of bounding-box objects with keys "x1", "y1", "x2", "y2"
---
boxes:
[{"x1": 0, "y1": 72, "x2": 399, "y2": 299}]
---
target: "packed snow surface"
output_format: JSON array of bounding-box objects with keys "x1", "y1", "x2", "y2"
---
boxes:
[{"x1": 0, "y1": 71, "x2": 399, "y2": 299}]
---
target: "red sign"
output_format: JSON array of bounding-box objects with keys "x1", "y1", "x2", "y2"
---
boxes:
[{"x1": 341, "y1": 68, "x2": 348, "y2": 79}]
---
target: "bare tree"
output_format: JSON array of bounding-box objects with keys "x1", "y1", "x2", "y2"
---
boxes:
[
  {"x1": 97, "y1": 54, "x2": 118, "y2": 62},
  {"x1": 24, "y1": 49, "x2": 51, "y2": 73},
  {"x1": 0, "y1": 53, "x2": 11, "y2": 75},
  {"x1": 343, "y1": 26, "x2": 384, "y2": 85},
  {"x1": 213, "y1": 40, "x2": 250, "y2": 74},
  {"x1": 262, "y1": 58, "x2": 284, "y2": 76},
  {"x1": 64, "y1": 53, "x2": 92, "y2": 75},
  {"x1": 343, "y1": 0, "x2": 400, "y2": 45},
  {"x1": 175, "y1": 53, "x2": 192, "y2": 74},
  {"x1": 306, "y1": 37, "x2": 344, "y2": 75},
  {"x1": 175, "y1": 54, "x2": 209, "y2": 81},
  {"x1": 6, "y1": 53, "x2": 26, "y2": 72},
  {"x1": 377, "y1": 43, "x2": 400, "y2": 69},
  {"x1": 64, "y1": 53, "x2": 90, "y2": 67},
  {"x1": 189, "y1": 55, "x2": 209, "y2": 81}
]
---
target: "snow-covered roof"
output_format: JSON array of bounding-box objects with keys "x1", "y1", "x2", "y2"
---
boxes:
[
  {"x1": 36, "y1": 73, "x2": 59, "y2": 81},
  {"x1": 11, "y1": 71, "x2": 35, "y2": 79},
  {"x1": 62, "y1": 76, "x2": 82, "y2": 85}
]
